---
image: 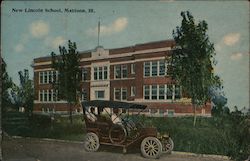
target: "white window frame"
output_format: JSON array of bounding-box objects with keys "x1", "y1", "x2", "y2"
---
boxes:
[
  {"x1": 95, "y1": 90, "x2": 105, "y2": 99},
  {"x1": 143, "y1": 84, "x2": 181, "y2": 101},
  {"x1": 115, "y1": 64, "x2": 128, "y2": 79},
  {"x1": 82, "y1": 68, "x2": 88, "y2": 81},
  {"x1": 114, "y1": 88, "x2": 127, "y2": 101},
  {"x1": 131, "y1": 86, "x2": 136, "y2": 97},
  {"x1": 144, "y1": 60, "x2": 167, "y2": 77},
  {"x1": 93, "y1": 66, "x2": 108, "y2": 81},
  {"x1": 131, "y1": 64, "x2": 135, "y2": 74},
  {"x1": 39, "y1": 89, "x2": 58, "y2": 102}
]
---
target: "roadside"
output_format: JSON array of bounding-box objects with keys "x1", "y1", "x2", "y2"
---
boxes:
[{"x1": 2, "y1": 136, "x2": 231, "y2": 161}]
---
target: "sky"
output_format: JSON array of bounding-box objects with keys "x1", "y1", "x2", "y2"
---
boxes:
[{"x1": 1, "y1": 1, "x2": 249, "y2": 110}]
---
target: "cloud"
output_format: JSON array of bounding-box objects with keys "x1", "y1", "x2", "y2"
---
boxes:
[
  {"x1": 30, "y1": 20, "x2": 49, "y2": 38},
  {"x1": 14, "y1": 44, "x2": 24, "y2": 52},
  {"x1": 215, "y1": 44, "x2": 221, "y2": 52},
  {"x1": 51, "y1": 36, "x2": 66, "y2": 49},
  {"x1": 87, "y1": 17, "x2": 128, "y2": 36},
  {"x1": 45, "y1": 36, "x2": 66, "y2": 49},
  {"x1": 223, "y1": 33, "x2": 240, "y2": 46},
  {"x1": 230, "y1": 52, "x2": 243, "y2": 61}
]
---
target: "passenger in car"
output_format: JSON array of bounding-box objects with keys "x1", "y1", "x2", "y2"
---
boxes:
[
  {"x1": 87, "y1": 107, "x2": 97, "y2": 122},
  {"x1": 111, "y1": 108, "x2": 122, "y2": 124}
]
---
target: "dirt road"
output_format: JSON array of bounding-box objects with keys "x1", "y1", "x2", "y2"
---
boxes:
[{"x1": 2, "y1": 137, "x2": 230, "y2": 161}]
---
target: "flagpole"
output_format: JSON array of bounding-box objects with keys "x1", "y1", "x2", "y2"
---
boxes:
[{"x1": 98, "y1": 17, "x2": 100, "y2": 47}]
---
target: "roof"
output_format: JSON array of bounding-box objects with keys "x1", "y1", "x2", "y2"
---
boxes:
[
  {"x1": 81, "y1": 100, "x2": 147, "y2": 109},
  {"x1": 33, "y1": 39, "x2": 175, "y2": 63}
]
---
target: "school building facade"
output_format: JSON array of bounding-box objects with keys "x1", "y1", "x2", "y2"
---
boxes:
[{"x1": 32, "y1": 40, "x2": 211, "y2": 117}]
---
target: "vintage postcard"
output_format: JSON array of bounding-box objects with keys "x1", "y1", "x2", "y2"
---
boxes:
[{"x1": 1, "y1": 1, "x2": 249, "y2": 161}]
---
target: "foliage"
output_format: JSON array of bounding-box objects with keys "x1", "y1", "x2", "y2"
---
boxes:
[
  {"x1": 11, "y1": 69, "x2": 34, "y2": 115},
  {"x1": 1, "y1": 59, "x2": 13, "y2": 112},
  {"x1": 3, "y1": 112, "x2": 85, "y2": 140},
  {"x1": 51, "y1": 40, "x2": 82, "y2": 123},
  {"x1": 4, "y1": 110, "x2": 249, "y2": 160},
  {"x1": 170, "y1": 11, "x2": 221, "y2": 126},
  {"x1": 224, "y1": 107, "x2": 250, "y2": 161}
]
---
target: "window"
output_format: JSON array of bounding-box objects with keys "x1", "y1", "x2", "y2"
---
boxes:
[
  {"x1": 114, "y1": 88, "x2": 127, "y2": 100},
  {"x1": 48, "y1": 71, "x2": 52, "y2": 83},
  {"x1": 44, "y1": 72, "x2": 48, "y2": 84},
  {"x1": 143, "y1": 84, "x2": 177, "y2": 101},
  {"x1": 131, "y1": 86, "x2": 136, "y2": 96},
  {"x1": 82, "y1": 68, "x2": 87, "y2": 81},
  {"x1": 114, "y1": 88, "x2": 121, "y2": 100},
  {"x1": 151, "y1": 85, "x2": 157, "y2": 100},
  {"x1": 39, "y1": 71, "x2": 58, "y2": 84},
  {"x1": 95, "y1": 91, "x2": 105, "y2": 99},
  {"x1": 53, "y1": 71, "x2": 58, "y2": 83},
  {"x1": 115, "y1": 66, "x2": 121, "y2": 78},
  {"x1": 98, "y1": 67, "x2": 103, "y2": 80},
  {"x1": 167, "y1": 85, "x2": 173, "y2": 100},
  {"x1": 104, "y1": 66, "x2": 108, "y2": 80},
  {"x1": 115, "y1": 65, "x2": 128, "y2": 79},
  {"x1": 151, "y1": 61, "x2": 158, "y2": 76},
  {"x1": 122, "y1": 65, "x2": 128, "y2": 78},
  {"x1": 159, "y1": 85, "x2": 165, "y2": 100},
  {"x1": 144, "y1": 60, "x2": 167, "y2": 77},
  {"x1": 39, "y1": 72, "x2": 44, "y2": 84},
  {"x1": 122, "y1": 88, "x2": 127, "y2": 100},
  {"x1": 159, "y1": 60, "x2": 165, "y2": 76},
  {"x1": 94, "y1": 67, "x2": 98, "y2": 80},
  {"x1": 93, "y1": 66, "x2": 108, "y2": 80},
  {"x1": 131, "y1": 64, "x2": 135, "y2": 74},
  {"x1": 175, "y1": 85, "x2": 181, "y2": 100},
  {"x1": 53, "y1": 90, "x2": 58, "y2": 101},
  {"x1": 48, "y1": 90, "x2": 52, "y2": 101},
  {"x1": 82, "y1": 89, "x2": 87, "y2": 101},
  {"x1": 44, "y1": 90, "x2": 48, "y2": 102},
  {"x1": 144, "y1": 62, "x2": 150, "y2": 76},
  {"x1": 39, "y1": 90, "x2": 44, "y2": 102},
  {"x1": 39, "y1": 90, "x2": 58, "y2": 102},
  {"x1": 144, "y1": 85, "x2": 150, "y2": 100}
]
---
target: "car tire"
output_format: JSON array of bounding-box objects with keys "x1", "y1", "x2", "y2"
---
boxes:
[
  {"x1": 84, "y1": 132, "x2": 100, "y2": 152},
  {"x1": 162, "y1": 137, "x2": 174, "y2": 154},
  {"x1": 141, "y1": 137, "x2": 162, "y2": 159}
]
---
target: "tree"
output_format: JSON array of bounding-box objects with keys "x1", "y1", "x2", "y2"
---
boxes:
[
  {"x1": 51, "y1": 40, "x2": 81, "y2": 123},
  {"x1": 1, "y1": 59, "x2": 13, "y2": 112},
  {"x1": 1, "y1": 58, "x2": 13, "y2": 161},
  {"x1": 211, "y1": 89, "x2": 229, "y2": 117},
  {"x1": 11, "y1": 69, "x2": 34, "y2": 116},
  {"x1": 170, "y1": 11, "x2": 221, "y2": 126}
]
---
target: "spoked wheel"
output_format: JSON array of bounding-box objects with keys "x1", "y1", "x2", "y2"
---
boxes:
[
  {"x1": 84, "y1": 132, "x2": 100, "y2": 152},
  {"x1": 162, "y1": 137, "x2": 174, "y2": 154},
  {"x1": 141, "y1": 137, "x2": 162, "y2": 159},
  {"x1": 109, "y1": 124, "x2": 127, "y2": 144}
]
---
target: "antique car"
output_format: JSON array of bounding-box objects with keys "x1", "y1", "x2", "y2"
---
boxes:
[{"x1": 82, "y1": 100, "x2": 174, "y2": 159}]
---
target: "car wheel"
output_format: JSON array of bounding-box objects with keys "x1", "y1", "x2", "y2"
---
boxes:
[
  {"x1": 109, "y1": 124, "x2": 127, "y2": 144},
  {"x1": 84, "y1": 132, "x2": 100, "y2": 152},
  {"x1": 162, "y1": 137, "x2": 174, "y2": 153},
  {"x1": 141, "y1": 137, "x2": 162, "y2": 159}
]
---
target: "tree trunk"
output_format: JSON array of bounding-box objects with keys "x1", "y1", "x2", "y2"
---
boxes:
[
  {"x1": 0, "y1": 59, "x2": 3, "y2": 161},
  {"x1": 193, "y1": 104, "x2": 197, "y2": 127},
  {"x1": 69, "y1": 103, "x2": 73, "y2": 124}
]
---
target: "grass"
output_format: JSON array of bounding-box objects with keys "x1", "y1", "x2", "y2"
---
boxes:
[{"x1": 3, "y1": 111, "x2": 249, "y2": 160}]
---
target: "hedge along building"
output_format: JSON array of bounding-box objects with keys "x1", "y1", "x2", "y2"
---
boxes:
[{"x1": 32, "y1": 39, "x2": 211, "y2": 117}]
